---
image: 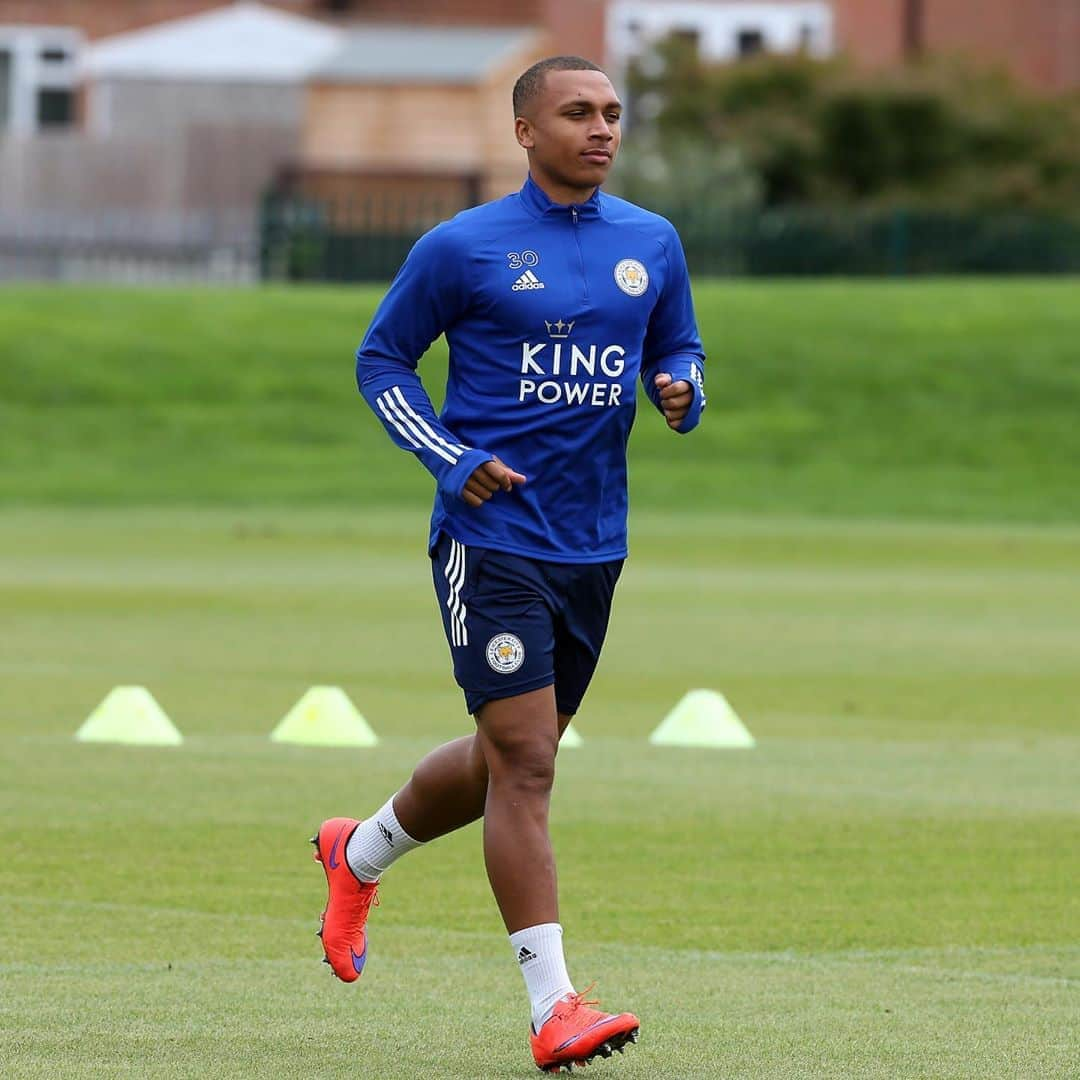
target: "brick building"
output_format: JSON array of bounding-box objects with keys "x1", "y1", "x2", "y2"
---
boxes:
[
  {"x1": 0, "y1": 1, "x2": 317, "y2": 40},
  {"x1": 832, "y1": 0, "x2": 1080, "y2": 93},
  {"x1": 0, "y1": 0, "x2": 604, "y2": 136},
  {"x1": 0, "y1": 0, "x2": 605, "y2": 53},
  {"x1": 607, "y1": 0, "x2": 1078, "y2": 94},
  {"x1": 3, "y1": 1, "x2": 1075, "y2": 93}
]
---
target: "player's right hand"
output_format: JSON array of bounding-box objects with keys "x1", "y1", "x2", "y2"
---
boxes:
[
  {"x1": 462, "y1": 457, "x2": 527, "y2": 507},
  {"x1": 654, "y1": 373, "x2": 695, "y2": 430}
]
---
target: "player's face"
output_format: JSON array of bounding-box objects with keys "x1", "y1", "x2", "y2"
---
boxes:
[{"x1": 516, "y1": 69, "x2": 622, "y2": 200}]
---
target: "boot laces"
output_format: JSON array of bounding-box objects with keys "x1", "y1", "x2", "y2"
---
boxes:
[
  {"x1": 564, "y1": 982, "x2": 601, "y2": 1021},
  {"x1": 345, "y1": 883, "x2": 378, "y2": 930}
]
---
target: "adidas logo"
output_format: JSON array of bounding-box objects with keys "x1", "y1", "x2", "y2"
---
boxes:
[
  {"x1": 690, "y1": 361, "x2": 707, "y2": 408},
  {"x1": 377, "y1": 821, "x2": 394, "y2": 846},
  {"x1": 517, "y1": 946, "x2": 538, "y2": 965},
  {"x1": 512, "y1": 270, "x2": 545, "y2": 291}
]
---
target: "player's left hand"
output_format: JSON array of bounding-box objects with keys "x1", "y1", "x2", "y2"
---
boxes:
[{"x1": 654, "y1": 373, "x2": 694, "y2": 430}]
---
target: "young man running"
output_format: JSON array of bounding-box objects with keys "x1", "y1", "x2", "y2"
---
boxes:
[{"x1": 312, "y1": 55, "x2": 705, "y2": 1074}]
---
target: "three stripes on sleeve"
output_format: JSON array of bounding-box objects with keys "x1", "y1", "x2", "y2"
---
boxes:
[{"x1": 374, "y1": 385, "x2": 471, "y2": 466}]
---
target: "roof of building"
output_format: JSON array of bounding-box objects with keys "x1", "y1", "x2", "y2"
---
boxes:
[
  {"x1": 313, "y1": 25, "x2": 541, "y2": 84},
  {"x1": 84, "y1": 2, "x2": 343, "y2": 83}
]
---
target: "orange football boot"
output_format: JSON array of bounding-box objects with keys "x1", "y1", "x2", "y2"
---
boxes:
[
  {"x1": 311, "y1": 817, "x2": 379, "y2": 982},
  {"x1": 530, "y1": 986, "x2": 640, "y2": 1073}
]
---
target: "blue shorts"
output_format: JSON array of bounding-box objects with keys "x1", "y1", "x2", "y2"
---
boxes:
[{"x1": 431, "y1": 532, "x2": 623, "y2": 717}]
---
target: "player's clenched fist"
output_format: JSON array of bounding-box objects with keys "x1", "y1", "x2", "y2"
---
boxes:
[
  {"x1": 462, "y1": 457, "x2": 527, "y2": 507},
  {"x1": 654, "y1": 373, "x2": 694, "y2": 430}
]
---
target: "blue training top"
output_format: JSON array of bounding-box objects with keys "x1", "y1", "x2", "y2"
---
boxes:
[{"x1": 355, "y1": 174, "x2": 706, "y2": 564}]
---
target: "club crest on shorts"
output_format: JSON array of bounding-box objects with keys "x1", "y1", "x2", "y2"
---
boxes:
[
  {"x1": 614, "y1": 258, "x2": 649, "y2": 297},
  {"x1": 486, "y1": 633, "x2": 525, "y2": 674}
]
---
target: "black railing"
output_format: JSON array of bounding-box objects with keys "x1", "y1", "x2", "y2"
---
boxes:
[
  {"x1": 259, "y1": 194, "x2": 452, "y2": 283},
  {"x1": 6, "y1": 199, "x2": 1075, "y2": 284},
  {"x1": 260, "y1": 196, "x2": 1080, "y2": 281},
  {"x1": 674, "y1": 206, "x2": 1080, "y2": 276}
]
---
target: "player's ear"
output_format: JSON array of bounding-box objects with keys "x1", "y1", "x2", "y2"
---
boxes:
[{"x1": 515, "y1": 116, "x2": 535, "y2": 150}]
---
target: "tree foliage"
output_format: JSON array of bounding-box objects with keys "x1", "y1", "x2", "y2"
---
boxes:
[{"x1": 622, "y1": 36, "x2": 1080, "y2": 214}]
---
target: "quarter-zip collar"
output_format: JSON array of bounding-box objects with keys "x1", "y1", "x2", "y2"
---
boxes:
[{"x1": 519, "y1": 173, "x2": 602, "y2": 221}]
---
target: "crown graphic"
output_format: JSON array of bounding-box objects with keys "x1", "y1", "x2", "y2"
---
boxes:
[{"x1": 545, "y1": 319, "x2": 574, "y2": 338}]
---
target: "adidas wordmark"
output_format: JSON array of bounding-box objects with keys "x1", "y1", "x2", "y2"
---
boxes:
[{"x1": 512, "y1": 270, "x2": 545, "y2": 291}]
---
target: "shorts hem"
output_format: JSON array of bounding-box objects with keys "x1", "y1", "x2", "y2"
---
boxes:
[{"x1": 464, "y1": 675, "x2": 556, "y2": 716}]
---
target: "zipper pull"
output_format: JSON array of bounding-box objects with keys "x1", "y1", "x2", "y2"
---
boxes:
[{"x1": 571, "y1": 206, "x2": 578, "y2": 225}]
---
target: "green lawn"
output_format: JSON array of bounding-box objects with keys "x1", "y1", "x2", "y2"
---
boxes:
[
  {"x1": 1, "y1": 280, "x2": 1078, "y2": 520},
  {"x1": 2, "y1": 281, "x2": 1077, "y2": 1075},
  {"x1": 1, "y1": 508, "x2": 1077, "y2": 1078}
]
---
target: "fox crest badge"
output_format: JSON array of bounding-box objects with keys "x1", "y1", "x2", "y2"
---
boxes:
[
  {"x1": 614, "y1": 259, "x2": 648, "y2": 297},
  {"x1": 486, "y1": 633, "x2": 525, "y2": 674}
]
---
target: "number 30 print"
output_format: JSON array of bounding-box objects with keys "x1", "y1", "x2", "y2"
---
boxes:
[{"x1": 507, "y1": 251, "x2": 539, "y2": 269}]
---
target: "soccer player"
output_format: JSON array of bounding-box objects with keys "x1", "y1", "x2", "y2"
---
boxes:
[{"x1": 312, "y1": 55, "x2": 705, "y2": 1073}]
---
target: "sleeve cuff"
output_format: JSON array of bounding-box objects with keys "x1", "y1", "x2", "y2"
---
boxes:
[
  {"x1": 645, "y1": 356, "x2": 706, "y2": 433},
  {"x1": 436, "y1": 448, "x2": 495, "y2": 502}
]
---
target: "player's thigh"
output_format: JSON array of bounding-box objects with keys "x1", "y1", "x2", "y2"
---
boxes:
[{"x1": 476, "y1": 685, "x2": 559, "y2": 766}]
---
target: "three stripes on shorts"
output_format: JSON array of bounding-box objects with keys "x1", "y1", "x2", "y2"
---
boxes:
[{"x1": 442, "y1": 538, "x2": 469, "y2": 646}]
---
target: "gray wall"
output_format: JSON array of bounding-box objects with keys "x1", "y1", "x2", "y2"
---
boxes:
[
  {"x1": 0, "y1": 125, "x2": 297, "y2": 217},
  {"x1": 0, "y1": 78, "x2": 306, "y2": 280},
  {"x1": 90, "y1": 78, "x2": 303, "y2": 139}
]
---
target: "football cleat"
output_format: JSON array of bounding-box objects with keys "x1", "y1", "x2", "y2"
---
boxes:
[
  {"x1": 530, "y1": 986, "x2": 640, "y2": 1073},
  {"x1": 311, "y1": 817, "x2": 379, "y2": 982}
]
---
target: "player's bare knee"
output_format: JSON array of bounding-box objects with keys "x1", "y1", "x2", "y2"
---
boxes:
[
  {"x1": 495, "y1": 743, "x2": 556, "y2": 796},
  {"x1": 481, "y1": 724, "x2": 557, "y2": 793}
]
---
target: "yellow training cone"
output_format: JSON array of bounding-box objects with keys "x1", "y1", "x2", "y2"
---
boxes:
[
  {"x1": 75, "y1": 687, "x2": 183, "y2": 746},
  {"x1": 271, "y1": 686, "x2": 378, "y2": 748},
  {"x1": 649, "y1": 689, "x2": 755, "y2": 749},
  {"x1": 560, "y1": 721, "x2": 584, "y2": 748}
]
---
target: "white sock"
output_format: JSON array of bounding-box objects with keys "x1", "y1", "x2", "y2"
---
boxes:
[
  {"x1": 509, "y1": 922, "x2": 575, "y2": 1031},
  {"x1": 345, "y1": 795, "x2": 423, "y2": 883}
]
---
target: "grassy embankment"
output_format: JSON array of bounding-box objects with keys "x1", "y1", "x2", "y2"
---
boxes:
[{"x1": 2, "y1": 280, "x2": 1077, "y2": 520}]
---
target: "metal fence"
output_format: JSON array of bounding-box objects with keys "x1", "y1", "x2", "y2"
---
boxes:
[
  {"x1": 5, "y1": 193, "x2": 1079, "y2": 285},
  {"x1": 0, "y1": 209, "x2": 258, "y2": 284},
  {"x1": 258, "y1": 194, "x2": 454, "y2": 284},
  {"x1": 260, "y1": 197, "x2": 1080, "y2": 282},
  {"x1": 674, "y1": 206, "x2": 1080, "y2": 276}
]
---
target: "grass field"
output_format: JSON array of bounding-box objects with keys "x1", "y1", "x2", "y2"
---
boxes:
[
  {"x1": 1, "y1": 280, "x2": 1079, "y2": 520},
  {"x1": 1, "y1": 281, "x2": 1078, "y2": 1077},
  {"x1": 1, "y1": 508, "x2": 1077, "y2": 1078}
]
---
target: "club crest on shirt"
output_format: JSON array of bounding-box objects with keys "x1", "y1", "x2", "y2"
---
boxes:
[
  {"x1": 486, "y1": 633, "x2": 525, "y2": 674},
  {"x1": 614, "y1": 258, "x2": 648, "y2": 297}
]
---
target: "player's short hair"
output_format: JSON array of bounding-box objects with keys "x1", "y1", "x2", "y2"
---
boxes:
[{"x1": 513, "y1": 56, "x2": 606, "y2": 118}]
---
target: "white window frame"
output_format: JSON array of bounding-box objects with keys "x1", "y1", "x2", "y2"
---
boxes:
[
  {"x1": 0, "y1": 25, "x2": 82, "y2": 135},
  {"x1": 608, "y1": 2, "x2": 833, "y2": 70}
]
